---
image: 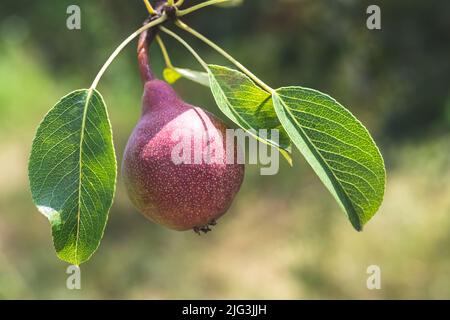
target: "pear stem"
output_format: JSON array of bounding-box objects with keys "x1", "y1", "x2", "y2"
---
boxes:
[{"x1": 138, "y1": 19, "x2": 159, "y2": 83}]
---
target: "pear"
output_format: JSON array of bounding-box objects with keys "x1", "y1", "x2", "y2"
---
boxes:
[{"x1": 122, "y1": 78, "x2": 245, "y2": 233}]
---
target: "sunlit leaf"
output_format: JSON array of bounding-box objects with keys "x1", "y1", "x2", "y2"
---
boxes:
[
  {"x1": 28, "y1": 89, "x2": 117, "y2": 265},
  {"x1": 273, "y1": 87, "x2": 386, "y2": 230}
]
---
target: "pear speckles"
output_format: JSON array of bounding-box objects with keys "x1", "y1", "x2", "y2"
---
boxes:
[{"x1": 122, "y1": 80, "x2": 245, "y2": 231}]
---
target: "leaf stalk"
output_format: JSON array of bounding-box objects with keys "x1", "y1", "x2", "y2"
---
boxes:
[
  {"x1": 177, "y1": 0, "x2": 233, "y2": 16},
  {"x1": 90, "y1": 14, "x2": 167, "y2": 89},
  {"x1": 175, "y1": 20, "x2": 274, "y2": 93},
  {"x1": 159, "y1": 26, "x2": 209, "y2": 70}
]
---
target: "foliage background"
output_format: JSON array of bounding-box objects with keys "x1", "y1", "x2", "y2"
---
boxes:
[{"x1": 0, "y1": 0, "x2": 449, "y2": 299}]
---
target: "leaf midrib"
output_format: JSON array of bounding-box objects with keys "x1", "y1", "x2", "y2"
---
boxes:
[
  {"x1": 75, "y1": 88, "x2": 93, "y2": 265},
  {"x1": 275, "y1": 92, "x2": 363, "y2": 230}
]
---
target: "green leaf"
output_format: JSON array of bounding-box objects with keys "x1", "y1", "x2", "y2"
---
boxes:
[
  {"x1": 208, "y1": 65, "x2": 292, "y2": 164},
  {"x1": 28, "y1": 89, "x2": 117, "y2": 265},
  {"x1": 272, "y1": 87, "x2": 385, "y2": 230},
  {"x1": 163, "y1": 67, "x2": 210, "y2": 87}
]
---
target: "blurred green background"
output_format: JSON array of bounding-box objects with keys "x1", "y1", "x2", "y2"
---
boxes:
[{"x1": 0, "y1": 0, "x2": 449, "y2": 299}]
